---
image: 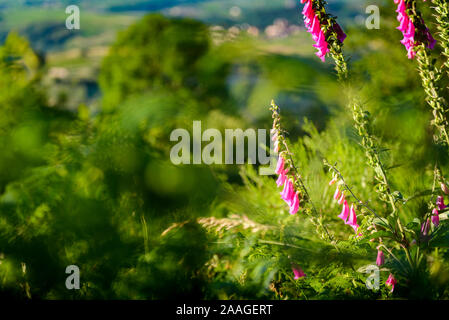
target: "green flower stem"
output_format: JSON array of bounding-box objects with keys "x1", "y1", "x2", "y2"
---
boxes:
[
  {"x1": 282, "y1": 141, "x2": 333, "y2": 242},
  {"x1": 326, "y1": 162, "x2": 379, "y2": 217},
  {"x1": 329, "y1": 46, "x2": 413, "y2": 267},
  {"x1": 329, "y1": 49, "x2": 398, "y2": 212},
  {"x1": 431, "y1": 0, "x2": 449, "y2": 74},
  {"x1": 416, "y1": 45, "x2": 449, "y2": 147},
  {"x1": 271, "y1": 101, "x2": 334, "y2": 243}
]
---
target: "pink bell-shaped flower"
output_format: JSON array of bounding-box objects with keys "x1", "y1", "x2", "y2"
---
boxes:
[
  {"x1": 289, "y1": 192, "x2": 300, "y2": 215},
  {"x1": 292, "y1": 267, "x2": 306, "y2": 279},
  {"x1": 386, "y1": 274, "x2": 397, "y2": 293},
  {"x1": 346, "y1": 204, "x2": 357, "y2": 226},
  {"x1": 376, "y1": 250, "x2": 385, "y2": 266},
  {"x1": 276, "y1": 170, "x2": 287, "y2": 187},
  {"x1": 441, "y1": 183, "x2": 449, "y2": 195},
  {"x1": 286, "y1": 183, "x2": 296, "y2": 207},
  {"x1": 338, "y1": 200, "x2": 349, "y2": 221},
  {"x1": 426, "y1": 28, "x2": 436, "y2": 49},
  {"x1": 394, "y1": 0, "x2": 436, "y2": 59},
  {"x1": 396, "y1": 0, "x2": 406, "y2": 14},
  {"x1": 333, "y1": 186, "x2": 341, "y2": 200},
  {"x1": 333, "y1": 23, "x2": 347, "y2": 43},
  {"x1": 337, "y1": 192, "x2": 345, "y2": 205},
  {"x1": 275, "y1": 156, "x2": 285, "y2": 175},
  {"x1": 432, "y1": 208, "x2": 440, "y2": 227},
  {"x1": 280, "y1": 178, "x2": 290, "y2": 199},
  {"x1": 436, "y1": 196, "x2": 447, "y2": 211},
  {"x1": 421, "y1": 218, "x2": 431, "y2": 236},
  {"x1": 274, "y1": 140, "x2": 280, "y2": 153}
]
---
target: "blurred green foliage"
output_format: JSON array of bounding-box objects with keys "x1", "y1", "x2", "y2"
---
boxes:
[
  {"x1": 0, "y1": 15, "x2": 228, "y2": 299},
  {"x1": 100, "y1": 15, "x2": 212, "y2": 111}
]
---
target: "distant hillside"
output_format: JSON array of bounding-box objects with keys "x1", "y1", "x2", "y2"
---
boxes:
[
  {"x1": 0, "y1": 0, "x2": 370, "y2": 53},
  {"x1": 1, "y1": 0, "x2": 207, "y2": 10},
  {"x1": 0, "y1": 0, "x2": 364, "y2": 24}
]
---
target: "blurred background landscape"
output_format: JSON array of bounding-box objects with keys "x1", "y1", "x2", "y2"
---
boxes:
[
  {"x1": 0, "y1": 0, "x2": 367, "y2": 112},
  {"x1": 2, "y1": 0, "x2": 449, "y2": 300}
]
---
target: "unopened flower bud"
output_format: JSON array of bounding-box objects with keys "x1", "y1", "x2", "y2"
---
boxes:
[{"x1": 441, "y1": 183, "x2": 449, "y2": 195}]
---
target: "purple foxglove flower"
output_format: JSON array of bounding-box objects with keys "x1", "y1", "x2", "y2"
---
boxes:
[
  {"x1": 274, "y1": 140, "x2": 280, "y2": 153},
  {"x1": 441, "y1": 183, "x2": 449, "y2": 195},
  {"x1": 337, "y1": 192, "x2": 345, "y2": 205},
  {"x1": 302, "y1": 0, "x2": 313, "y2": 16},
  {"x1": 276, "y1": 170, "x2": 287, "y2": 187},
  {"x1": 404, "y1": 20, "x2": 415, "y2": 38},
  {"x1": 333, "y1": 186, "x2": 341, "y2": 200},
  {"x1": 315, "y1": 50, "x2": 327, "y2": 62},
  {"x1": 286, "y1": 185, "x2": 296, "y2": 207},
  {"x1": 395, "y1": 0, "x2": 436, "y2": 59},
  {"x1": 338, "y1": 200, "x2": 349, "y2": 221},
  {"x1": 432, "y1": 208, "x2": 440, "y2": 227},
  {"x1": 398, "y1": 15, "x2": 406, "y2": 26},
  {"x1": 290, "y1": 192, "x2": 300, "y2": 215},
  {"x1": 280, "y1": 178, "x2": 290, "y2": 199},
  {"x1": 436, "y1": 196, "x2": 447, "y2": 211},
  {"x1": 386, "y1": 273, "x2": 397, "y2": 293},
  {"x1": 333, "y1": 23, "x2": 347, "y2": 43},
  {"x1": 421, "y1": 218, "x2": 431, "y2": 236},
  {"x1": 293, "y1": 267, "x2": 306, "y2": 279},
  {"x1": 376, "y1": 250, "x2": 385, "y2": 266},
  {"x1": 346, "y1": 204, "x2": 357, "y2": 227},
  {"x1": 300, "y1": 0, "x2": 330, "y2": 62},
  {"x1": 275, "y1": 156, "x2": 285, "y2": 175},
  {"x1": 426, "y1": 28, "x2": 436, "y2": 49},
  {"x1": 351, "y1": 223, "x2": 360, "y2": 233},
  {"x1": 329, "y1": 177, "x2": 337, "y2": 186},
  {"x1": 407, "y1": 48, "x2": 416, "y2": 60},
  {"x1": 396, "y1": 0, "x2": 406, "y2": 14},
  {"x1": 283, "y1": 179, "x2": 295, "y2": 206},
  {"x1": 312, "y1": 20, "x2": 323, "y2": 41}
]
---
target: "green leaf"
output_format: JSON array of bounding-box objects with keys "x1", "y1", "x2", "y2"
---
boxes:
[
  {"x1": 373, "y1": 217, "x2": 390, "y2": 230},
  {"x1": 364, "y1": 230, "x2": 395, "y2": 241},
  {"x1": 429, "y1": 221, "x2": 449, "y2": 248}
]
